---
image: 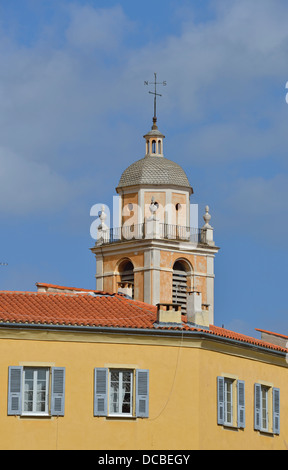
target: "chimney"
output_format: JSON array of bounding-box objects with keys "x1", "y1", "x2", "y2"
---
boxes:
[
  {"x1": 156, "y1": 303, "x2": 182, "y2": 325},
  {"x1": 187, "y1": 291, "x2": 211, "y2": 328},
  {"x1": 117, "y1": 282, "x2": 133, "y2": 298}
]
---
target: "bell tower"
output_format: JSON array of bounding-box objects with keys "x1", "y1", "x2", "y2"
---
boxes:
[{"x1": 91, "y1": 77, "x2": 219, "y2": 327}]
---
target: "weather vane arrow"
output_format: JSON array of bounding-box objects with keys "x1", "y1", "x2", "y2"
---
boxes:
[{"x1": 144, "y1": 73, "x2": 166, "y2": 122}]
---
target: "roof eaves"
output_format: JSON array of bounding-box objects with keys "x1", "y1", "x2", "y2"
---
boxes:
[{"x1": 0, "y1": 321, "x2": 286, "y2": 355}]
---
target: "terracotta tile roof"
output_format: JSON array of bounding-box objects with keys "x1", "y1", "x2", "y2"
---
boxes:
[
  {"x1": 255, "y1": 328, "x2": 288, "y2": 340},
  {"x1": 0, "y1": 289, "x2": 157, "y2": 329},
  {"x1": 208, "y1": 325, "x2": 288, "y2": 353},
  {"x1": 0, "y1": 284, "x2": 287, "y2": 354}
]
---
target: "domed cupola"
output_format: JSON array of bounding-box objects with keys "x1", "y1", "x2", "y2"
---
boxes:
[{"x1": 117, "y1": 117, "x2": 193, "y2": 194}]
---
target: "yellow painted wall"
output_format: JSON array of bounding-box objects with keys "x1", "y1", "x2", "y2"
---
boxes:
[
  {"x1": 0, "y1": 329, "x2": 287, "y2": 450},
  {"x1": 198, "y1": 345, "x2": 288, "y2": 450}
]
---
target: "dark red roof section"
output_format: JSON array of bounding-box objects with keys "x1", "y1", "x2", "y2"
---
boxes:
[{"x1": 0, "y1": 283, "x2": 286, "y2": 353}]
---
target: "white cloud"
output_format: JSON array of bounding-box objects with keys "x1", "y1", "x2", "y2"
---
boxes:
[
  {"x1": 65, "y1": 4, "x2": 133, "y2": 50},
  {"x1": 0, "y1": 147, "x2": 72, "y2": 215}
]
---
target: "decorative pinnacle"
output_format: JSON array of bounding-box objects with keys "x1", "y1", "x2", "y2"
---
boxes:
[
  {"x1": 203, "y1": 205, "x2": 212, "y2": 228},
  {"x1": 98, "y1": 205, "x2": 108, "y2": 231},
  {"x1": 149, "y1": 197, "x2": 159, "y2": 215}
]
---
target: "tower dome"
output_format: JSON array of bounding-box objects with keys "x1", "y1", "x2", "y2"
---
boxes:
[
  {"x1": 117, "y1": 156, "x2": 193, "y2": 193},
  {"x1": 117, "y1": 119, "x2": 193, "y2": 194}
]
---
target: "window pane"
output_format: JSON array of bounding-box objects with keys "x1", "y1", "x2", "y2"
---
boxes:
[
  {"x1": 261, "y1": 386, "x2": 268, "y2": 430},
  {"x1": 109, "y1": 371, "x2": 120, "y2": 414},
  {"x1": 23, "y1": 368, "x2": 49, "y2": 414},
  {"x1": 24, "y1": 374, "x2": 34, "y2": 412},
  {"x1": 121, "y1": 371, "x2": 132, "y2": 414},
  {"x1": 225, "y1": 379, "x2": 233, "y2": 425}
]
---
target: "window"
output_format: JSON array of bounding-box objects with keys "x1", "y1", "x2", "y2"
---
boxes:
[
  {"x1": 119, "y1": 260, "x2": 134, "y2": 299},
  {"x1": 172, "y1": 261, "x2": 188, "y2": 313},
  {"x1": 217, "y1": 377, "x2": 245, "y2": 428},
  {"x1": 224, "y1": 378, "x2": 233, "y2": 426},
  {"x1": 94, "y1": 368, "x2": 149, "y2": 418},
  {"x1": 8, "y1": 366, "x2": 65, "y2": 417},
  {"x1": 109, "y1": 369, "x2": 133, "y2": 416},
  {"x1": 23, "y1": 368, "x2": 49, "y2": 415},
  {"x1": 254, "y1": 384, "x2": 280, "y2": 434}
]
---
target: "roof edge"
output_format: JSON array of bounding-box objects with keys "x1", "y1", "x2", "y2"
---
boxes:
[{"x1": 0, "y1": 321, "x2": 286, "y2": 356}]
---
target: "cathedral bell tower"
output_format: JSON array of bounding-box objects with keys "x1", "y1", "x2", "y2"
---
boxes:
[{"x1": 91, "y1": 78, "x2": 219, "y2": 327}]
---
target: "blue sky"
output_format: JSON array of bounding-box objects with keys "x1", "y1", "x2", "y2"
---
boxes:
[{"x1": 0, "y1": 0, "x2": 288, "y2": 337}]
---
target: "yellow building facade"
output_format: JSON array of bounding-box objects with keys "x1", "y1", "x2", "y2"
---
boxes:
[{"x1": 0, "y1": 287, "x2": 287, "y2": 451}]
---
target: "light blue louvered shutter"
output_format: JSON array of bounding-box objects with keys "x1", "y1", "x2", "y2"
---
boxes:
[
  {"x1": 254, "y1": 383, "x2": 261, "y2": 430},
  {"x1": 237, "y1": 380, "x2": 245, "y2": 428},
  {"x1": 8, "y1": 366, "x2": 23, "y2": 415},
  {"x1": 273, "y1": 388, "x2": 280, "y2": 435},
  {"x1": 94, "y1": 368, "x2": 108, "y2": 416},
  {"x1": 51, "y1": 367, "x2": 66, "y2": 416},
  {"x1": 136, "y1": 369, "x2": 149, "y2": 418},
  {"x1": 217, "y1": 376, "x2": 225, "y2": 425}
]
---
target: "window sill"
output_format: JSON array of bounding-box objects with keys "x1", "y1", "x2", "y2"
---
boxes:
[
  {"x1": 256, "y1": 429, "x2": 277, "y2": 436},
  {"x1": 219, "y1": 423, "x2": 244, "y2": 431},
  {"x1": 106, "y1": 414, "x2": 136, "y2": 420},
  {"x1": 20, "y1": 413, "x2": 51, "y2": 419}
]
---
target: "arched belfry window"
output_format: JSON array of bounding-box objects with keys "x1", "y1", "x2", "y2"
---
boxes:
[
  {"x1": 158, "y1": 140, "x2": 161, "y2": 154},
  {"x1": 152, "y1": 140, "x2": 156, "y2": 153},
  {"x1": 172, "y1": 260, "x2": 188, "y2": 313},
  {"x1": 119, "y1": 260, "x2": 134, "y2": 299}
]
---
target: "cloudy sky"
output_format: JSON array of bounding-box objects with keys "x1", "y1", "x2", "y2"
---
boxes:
[{"x1": 0, "y1": 0, "x2": 288, "y2": 337}]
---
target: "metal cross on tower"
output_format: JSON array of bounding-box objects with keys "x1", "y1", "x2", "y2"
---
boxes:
[{"x1": 144, "y1": 73, "x2": 166, "y2": 121}]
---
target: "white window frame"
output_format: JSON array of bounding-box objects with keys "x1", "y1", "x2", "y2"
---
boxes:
[
  {"x1": 260, "y1": 385, "x2": 269, "y2": 432},
  {"x1": 224, "y1": 378, "x2": 234, "y2": 426},
  {"x1": 108, "y1": 369, "x2": 133, "y2": 417},
  {"x1": 22, "y1": 367, "x2": 50, "y2": 416}
]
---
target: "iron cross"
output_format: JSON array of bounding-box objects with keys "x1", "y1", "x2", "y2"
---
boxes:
[{"x1": 144, "y1": 73, "x2": 166, "y2": 119}]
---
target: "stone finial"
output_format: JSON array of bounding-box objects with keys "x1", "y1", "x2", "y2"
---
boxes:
[
  {"x1": 203, "y1": 205, "x2": 212, "y2": 228},
  {"x1": 146, "y1": 197, "x2": 160, "y2": 239},
  {"x1": 98, "y1": 205, "x2": 108, "y2": 231},
  {"x1": 149, "y1": 197, "x2": 159, "y2": 216},
  {"x1": 201, "y1": 205, "x2": 215, "y2": 246},
  {"x1": 96, "y1": 205, "x2": 109, "y2": 245}
]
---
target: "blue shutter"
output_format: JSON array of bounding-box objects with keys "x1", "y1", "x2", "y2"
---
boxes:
[
  {"x1": 8, "y1": 366, "x2": 23, "y2": 415},
  {"x1": 94, "y1": 368, "x2": 108, "y2": 416},
  {"x1": 136, "y1": 369, "x2": 149, "y2": 418},
  {"x1": 237, "y1": 380, "x2": 245, "y2": 428},
  {"x1": 254, "y1": 383, "x2": 261, "y2": 430},
  {"x1": 273, "y1": 388, "x2": 280, "y2": 435},
  {"x1": 217, "y1": 377, "x2": 225, "y2": 425},
  {"x1": 51, "y1": 367, "x2": 65, "y2": 416}
]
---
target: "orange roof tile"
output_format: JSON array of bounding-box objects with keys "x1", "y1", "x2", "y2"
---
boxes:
[
  {"x1": 0, "y1": 285, "x2": 287, "y2": 354},
  {"x1": 209, "y1": 325, "x2": 288, "y2": 353},
  {"x1": 255, "y1": 328, "x2": 288, "y2": 340}
]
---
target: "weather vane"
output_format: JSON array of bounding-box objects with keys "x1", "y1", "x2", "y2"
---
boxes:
[{"x1": 144, "y1": 73, "x2": 166, "y2": 121}]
